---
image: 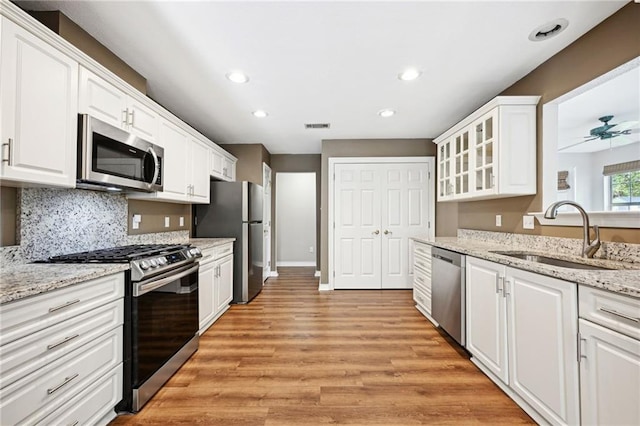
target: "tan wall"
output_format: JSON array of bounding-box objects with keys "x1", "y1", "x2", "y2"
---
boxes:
[
  {"x1": 456, "y1": 3, "x2": 640, "y2": 243},
  {"x1": 127, "y1": 200, "x2": 191, "y2": 234},
  {"x1": 320, "y1": 139, "x2": 436, "y2": 282},
  {"x1": 29, "y1": 11, "x2": 147, "y2": 93},
  {"x1": 0, "y1": 187, "x2": 17, "y2": 246},
  {"x1": 220, "y1": 144, "x2": 271, "y2": 184},
  {"x1": 270, "y1": 154, "x2": 322, "y2": 271}
]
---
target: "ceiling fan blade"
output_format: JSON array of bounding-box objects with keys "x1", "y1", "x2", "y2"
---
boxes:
[{"x1": 611, "y1": 120, "x2": 640, "y2": 132}]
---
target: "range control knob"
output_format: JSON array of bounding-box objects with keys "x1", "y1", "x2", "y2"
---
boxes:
[
  {"x1": 140, "y1": 260, "x2": 150, "y2": 270},
  {"x1": 149, "y1": 259, "x2": 158, "y2": 268},
  {"x1": 189, "y1": 248, "x2": 201, "y2": 257},
  {"x1": 157, "y1": 256, "x2": 167, "y2": 265}
]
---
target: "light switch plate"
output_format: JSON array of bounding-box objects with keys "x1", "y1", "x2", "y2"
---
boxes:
[
  {"x1": 164, "y1": 216, "x2": 170, "y2": 228},
  {"x1": 495, "y1": 215, "x2": 502, "y2": 227},
  {"x1": 179, "y1": 217, "x2": 185, "y2": 227},
  {"x1": 132, "y1": 222, "x2": 139, "y2": 230},
  {"x1": 132, "y1": 214, "x2": 142, "y2": 223},
  {"x1": 523, "y1": 215, "x2": 535, "y2": 229}
]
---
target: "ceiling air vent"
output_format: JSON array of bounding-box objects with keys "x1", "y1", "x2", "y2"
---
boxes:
[
  {"x1": 528, "y1": 18, "x2": 569, "y2": 42},
  {"x1": 305, "y1": 123, "x2": 330, "y2": 129}
]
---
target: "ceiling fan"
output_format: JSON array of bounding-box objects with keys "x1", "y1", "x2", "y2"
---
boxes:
[{"x1": 584, "y1": 115, "x2": 639, "y2": 141}]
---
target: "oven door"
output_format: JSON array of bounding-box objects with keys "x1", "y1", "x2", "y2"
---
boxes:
[{"x1": 131, "y1": 263, "x2": 199, "y2": 388}]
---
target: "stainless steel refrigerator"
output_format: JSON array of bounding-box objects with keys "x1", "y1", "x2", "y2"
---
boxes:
[{"x1": 193, "y1": 181, "x2": 263, "y2": 303}]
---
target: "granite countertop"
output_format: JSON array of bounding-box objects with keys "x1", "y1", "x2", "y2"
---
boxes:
[
  {"x1": 413, "y1": 237, "x2": 640, "y2": 298},
  {"x1": 0, "y1": 263, "x2": 129, "y2": 305},
  {"x1": 189, "y1": 238, "x2": 236, "y2": 251}
]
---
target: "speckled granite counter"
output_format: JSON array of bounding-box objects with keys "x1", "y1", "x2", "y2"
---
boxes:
[
  {"x1": 0, "y1": 263, "x2": 129, "y2": 305},
  {"x1": 412, "y1": 236, "x2": 640, "y2": 298},
  {"x1": 189, "y1": 238, "x2": 236, "y2": 251}
]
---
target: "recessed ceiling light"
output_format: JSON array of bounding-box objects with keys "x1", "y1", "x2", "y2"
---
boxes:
[
  {"x1": 529, "y1": 18, "x2": 569, "y2": 42},
  {"x1": 226, "y1": 71, "x2": 249, "y2": 83},
  {"x1": 378, "y1": 109, "x2": 395, "y2": 118},
  {"x1": 398, "y1": 68, "x2": 422, "y2": 81},
  {"x1": 252, "y1": 110, "x2": 268, "y2": 118}
]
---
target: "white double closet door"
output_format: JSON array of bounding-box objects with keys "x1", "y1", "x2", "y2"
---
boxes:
[{"x1": 333, "y1": 161, "x2": 432, "y2": 289}]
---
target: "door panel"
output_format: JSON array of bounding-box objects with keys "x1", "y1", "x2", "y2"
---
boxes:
[{"x1": 334, "y1": 164, "x2": 381, "y2": 289}]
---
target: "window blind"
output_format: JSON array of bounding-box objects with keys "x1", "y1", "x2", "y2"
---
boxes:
[{"x1": 602, "y1": 160, "x2": 640, "y2": 176}]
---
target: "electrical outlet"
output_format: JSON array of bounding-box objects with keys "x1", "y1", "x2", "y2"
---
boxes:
[
  {"x1": 523, "y1": 215, "x2": 535, "y2": 230},
  {"x1": 132, "y1": 221, "x2": 139, "y2": 230},
  {"x1": 164, "y1": 216, "x2": 170, "y2": 228},
  {"x1": 179, "y1": 216, "x2": 185, "y2": 227},
  {"x1": 495, "y1": 215, "x2": 502, "y2": 227}
]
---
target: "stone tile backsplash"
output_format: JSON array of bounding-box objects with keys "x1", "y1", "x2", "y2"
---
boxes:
[{"x1": 1, "y1": 188, "x2": 189, "y2": 264}]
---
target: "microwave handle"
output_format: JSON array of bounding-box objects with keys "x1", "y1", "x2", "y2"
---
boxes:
[{"x1": 148, "y1": 147, "x2": 160, "y2": 186}]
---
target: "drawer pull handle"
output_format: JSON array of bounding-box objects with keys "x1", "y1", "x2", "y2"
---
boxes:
[
  {"x1": 598, "y1": 307, "x2": 639, "y2": 323},
  {"x1": 69, "y1": 421, "x2": 79, "y2": 426},
  {"x1": 48, "y1": 299, "x2": 80, "y2": 313},
  {"x1": 47, "y1": 334, "x2": 80, "y2": 350},
  {"x1": 417, "y1": 276, "x2": 424, "y2": 283},
  {"x1": 47, "y1": 373, "x2": 79, "y2": 395}
]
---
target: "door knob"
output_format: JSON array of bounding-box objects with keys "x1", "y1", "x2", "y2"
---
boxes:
[{"x1": 372, "y1": 230, "x2": 380, "y2": 235}]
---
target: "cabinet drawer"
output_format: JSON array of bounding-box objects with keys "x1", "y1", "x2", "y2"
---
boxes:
[
  {"x1": 413, "y1": 287, "x2": 431, "y2": 313},
  {"x1": 0, "y1": 327, "x2": 122, "y2": 425},
  {"x1": 414, "y1": 272, "x2": 431, "y2": 296},
  {"x1": 0, "y1": 300, "x2": 123, "y2": 389},
  {"x1": 414, "y1": 242, "x2": 431, "y2": 259},
  {"x1": 199, "y1": 247, "x2": 216, "y2": 265},
  {"x1": 39, "y1": 364, "x2": 122, "y2": 426},
  {"x1": 213, "y1": 242, "x2": 233, "y2": 260},
  {"x1": 579, "y1": 286, "x2": 640, "y2": 340},
  {"x1": 414, "y1": 256, "x2": 431, "y2": 274},
  {"x1": 0, "y1": 273, "x2": 124, "y2": 346}
]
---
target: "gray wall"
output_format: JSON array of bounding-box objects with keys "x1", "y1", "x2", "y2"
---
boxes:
[
  {"x1": 270, "y1": 154, "x2": 322, "y2": 271},
  {"x1": 320, "y1": 139, "x2": 437, "y2": 283},
  {"x1": 276, "y1": 173, "x2": 317, "y2": 265}
]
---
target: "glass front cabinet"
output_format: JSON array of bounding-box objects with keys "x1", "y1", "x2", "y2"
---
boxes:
[{"x1": 434, "y1": 96, "x2": 539, "y2": 202}]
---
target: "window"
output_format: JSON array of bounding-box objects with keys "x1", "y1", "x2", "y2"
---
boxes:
[{"x1": 610, "y1": 170, "x2": 640, "y2": 211}]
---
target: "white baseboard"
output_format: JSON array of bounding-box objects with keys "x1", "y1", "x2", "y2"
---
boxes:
[
  {"x1": 276, "y1": 261, "x2": 316, "y2": 267},
  {"x1": 318, "y1": 282, "x2": 332, "y2": 291},
  {"x1": 314, "y1": 270, "x2": 320, "y2": 277},
  {"x1": 269, "y1": 271, "x2": 279, "y2": 277}
]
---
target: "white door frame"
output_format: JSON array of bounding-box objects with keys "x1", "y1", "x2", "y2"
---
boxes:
[
  {"x1": 328, "y1": 156, "x2": 435, "y2": 290},
  {"x1": 262, "y1": 162, "x2": 273, "y2": 280}
]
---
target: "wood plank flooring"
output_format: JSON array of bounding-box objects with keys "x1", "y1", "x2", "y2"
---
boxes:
[{"x1": 111, "y1": 267, "x2": 534, "y2": 425}]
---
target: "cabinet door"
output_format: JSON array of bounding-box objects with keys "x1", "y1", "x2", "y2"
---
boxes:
[
  {"x1": 198, "y1": 260, "x2": 215, "y2": 333},
  {"x1": 452, "y1": 129, "x2": 470, "y2": 196},
  {"x1": 222, "y1": 156, "x2": 235, "y2": 181},
  {"x1": 157, "y1": 119, "x2": 189, "y2": 199},
  {"x1": 189, "y1": 138, "x2": 210, "y2": 203},
  {"x1": 215, "y1": 254, "x2": 234, "y2": 313},
  {"x1": 380, "y1": 163, "x2": 429, "y2": 289},
  {"x1": 506, "y1": 268, "x2": 579, "y2": 426},
  {"x1": 78, "y1": 67, "x2": 127, "y2": 129},
  {"x1": 465, "y1": 256, "x2": 508, "y2": 383},
  {"x1": 210, "y1": 148, "x2": 224, "y2": 178},
  {"x1": 437, "y1": 139, "x2": 454, "y2": 200},
  {"x1": 333, "y1": 163, "x2": 382, "y2": 289},
  {"x1": 472, "y1": 110, "x2": 497, "y2": 195},
  {"x1": 579, "y1": 319, "x2": 640, "y2": 426},
  {"x1": 0, "y1": 19, "x2": 78, "y2": 188},
  {"x1": 128, "y1": 98, "x2": 159, "y2": 142}
]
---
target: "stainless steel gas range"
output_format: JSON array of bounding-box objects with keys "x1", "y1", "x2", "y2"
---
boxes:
[{"x1": 47, "y1": 244, "x2": 202, "y2": 412}]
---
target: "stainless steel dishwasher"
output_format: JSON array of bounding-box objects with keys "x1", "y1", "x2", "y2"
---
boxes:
[{"x1": 431, "y1": 247, "x2": 466, "y2": 346}]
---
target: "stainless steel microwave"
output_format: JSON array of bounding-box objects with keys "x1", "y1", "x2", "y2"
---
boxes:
[{"x1": 77, "y1": 114, "x2": 163, "y2": 192}]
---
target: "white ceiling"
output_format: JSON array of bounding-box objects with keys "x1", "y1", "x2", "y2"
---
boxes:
[
  {"x1": 15, "y1": 0, "x2": 628, "y2": 154},
  {"x1": 558, "y1": 64, "x2": 640, "y2": 153}
]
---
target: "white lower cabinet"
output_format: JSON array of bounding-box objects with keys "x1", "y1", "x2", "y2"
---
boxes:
[
  {"x1": 0, "y1": 273, "x2": 124, "y2": 426},
  {"x1": 578, "y1": 286, "x2": 640, "y2": 426},
  {"x1": 412, "y1": 241, "x2": 433, "y2": 321},
  {"x1": 466, "y1": 257, "x2": 580, "y2": 425},
  {"x1": 198, "y1": 243, "x2": 234, "y2": 334}
]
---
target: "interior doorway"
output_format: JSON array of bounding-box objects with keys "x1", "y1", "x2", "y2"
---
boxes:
[{"x1": 275, "y1": 172, "x2": 317, "y2": 269}]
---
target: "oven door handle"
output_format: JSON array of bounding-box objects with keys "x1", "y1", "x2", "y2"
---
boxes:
[{"x1": 134, "y1": 263, "x2": 199, "y2": 297}]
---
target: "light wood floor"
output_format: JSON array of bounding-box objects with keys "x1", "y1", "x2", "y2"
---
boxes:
[{"x1": 111, "y1": 267, "x2": 534, "y2": 425}]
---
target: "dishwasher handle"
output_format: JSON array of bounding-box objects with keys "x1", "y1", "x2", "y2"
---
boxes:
[{"x1": 433, "y1": 253, "x2": 454, "y2": 264}]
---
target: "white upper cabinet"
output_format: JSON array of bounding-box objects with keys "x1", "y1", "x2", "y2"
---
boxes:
[
  {"x1": 189, "y1": 137, "x2": 211, "y2": 203},
  {"x1": 435, "y1": 96, "x2": 539, "y2": 202},
  {"x1": 0, "y1": 18, "x2": 78, "y2": 188},
  {"x1": 78, "y1": 67, "x2": 158, "y2": 142},
  {"x1": 210, "y1": 147, "x2": 236, "y2": 182}
]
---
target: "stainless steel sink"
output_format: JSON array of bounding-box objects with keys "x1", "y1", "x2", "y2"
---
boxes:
[{"x1": 491, "y1": 251, "x2": 614, "y2": 271}]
